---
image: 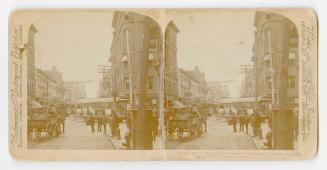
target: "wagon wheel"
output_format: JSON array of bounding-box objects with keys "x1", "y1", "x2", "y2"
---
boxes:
[
  {"x1": 35, "y1": 128, "x2": 42, "y2": 138},
  {"x1": 166, "y1": 129, "x2": 174, "y2": 141},
  {"x1": 177, "y1": 128, "x2": 183, "y2": 138}
]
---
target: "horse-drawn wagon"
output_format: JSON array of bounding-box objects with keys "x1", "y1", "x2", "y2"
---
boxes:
[
  {"x1": 165, "y1": 101, "x2": 204, "y2": 141},
  {"x1": 28, "y1": 102, "x2": 64, "y2": 139}
]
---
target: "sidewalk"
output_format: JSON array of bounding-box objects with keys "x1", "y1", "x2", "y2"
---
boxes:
[
  {"x1": 213, "y1": 118, "x2": 271, "y2": 150},
  {"x1": 248, "y1": 123, "x2": 270, "y2": 149},
  {"x1": 108, "y1": 121, "x2": 162, "y2": 150},
  {"x1": 247, "y1": 123, "x2": 299, "y2": 150}
]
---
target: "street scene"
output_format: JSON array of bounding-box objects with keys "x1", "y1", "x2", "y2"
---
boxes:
[
  {"x1": 27, "y1": 11, "x2": 163, "y2": 150},
  {"x1": 26, "y1": 10, "x2": 299, "y2": 150},
  {"x1": 164, "y1": 11, "x2": 299, "y2": 150}
]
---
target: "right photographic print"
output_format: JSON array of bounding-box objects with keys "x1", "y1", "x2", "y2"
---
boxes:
[{"x1": 164, "y1": 10, "x2": 300, "y2": 150}]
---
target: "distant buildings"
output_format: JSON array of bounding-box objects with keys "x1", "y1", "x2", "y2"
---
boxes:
[
  {"x1": 64, "y1": 81, "x2": 87, "y2": 102},
  {"x1": 177, "y1": 68, "x2": 200, "y2": 106},
  {"x1": 177, "y1": 67, "x2": 230, "y2": 106},
  {"x1": 34, "y1": 67, "x2": 76, "y2": 105},
  {"x1": 177, "y1": 67, "x2": 208, "y2": 105},
  {"x1": 35, "y1": 68, "x2": 57, "y2": 105},
  {"x1": 207, "y1": 81, "x2": 229, "y2": 103}
]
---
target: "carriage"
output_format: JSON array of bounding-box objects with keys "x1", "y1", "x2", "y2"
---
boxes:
[
  {"x1": 28, "y1": 102, "x2": 64, "y2": 139},
  {"x1": 165, "y1": 101, "x2": 204, "y2": 141}
]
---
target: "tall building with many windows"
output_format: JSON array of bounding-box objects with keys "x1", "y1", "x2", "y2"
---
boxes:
[
  {"x1": 253, "y1": 11, "x2": 299, "y2": 149},
  {"x1": 110, "y1": 11, "x2": 162, "y2": 108},
  {"x1": 164, "y1": 22, "x2": 179, "y2": 103},
  {"x1": 253, "y1": 11, "x2": 299, "y2": 111}
]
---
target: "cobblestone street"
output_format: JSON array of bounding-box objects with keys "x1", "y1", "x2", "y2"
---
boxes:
[
  {"x1": 28, "y1": 116, "x2": 115, "y2": 150},
  {"x1": 165, "y1": 118, "x2": 258, "y2": 150}
]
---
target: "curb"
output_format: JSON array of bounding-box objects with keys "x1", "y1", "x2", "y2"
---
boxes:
[
  {"x1": 108, "y1": 135, "x2": 121, "y2": 150},
  {"x1": 250, "y1": 136, "x2": 265, "y2": 150}
]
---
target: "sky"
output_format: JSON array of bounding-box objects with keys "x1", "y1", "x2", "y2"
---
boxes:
[
  {"x1": 172, "y1": 10, "x2": 256, "y2": 97},
  {"x1": 33, "y1": 10, "x2": 256, "y2": 98},
  {"x1": 34, "y1": 11, "x2": 114, "y2": 98}
]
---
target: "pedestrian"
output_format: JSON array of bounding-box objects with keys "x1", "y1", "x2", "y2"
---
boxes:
[
  {"x1": 111, "y1": 112, "x2": 120, "y2": 138},
  {"x1": 251, "y1": 114, "x2": 256, "y2": 137},
  {"x1": 244, "y1": 113, "x2": 249, "y2": 134},
  {"x1": 239, "y1": 114, "x2": 244, "y2": 132},
  {"x1": 102, "y1": 109, "x2": 107, "y2": 135},
  {"x1": 231, "y1": 114, "x2": 237, "y2": 132},
  {"x1": 97, "y1": 109, "x2": 103, "y2": 132},
  {"x1": 88, "y1": 110, "x2": 95, "y2": 133},
  {"x1": 254, "y1": 113, "x2": 262, "y2": 139}
]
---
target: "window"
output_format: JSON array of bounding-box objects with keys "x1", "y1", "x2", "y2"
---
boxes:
[
  {"x1": 288, "y1": 76, "x2": 296, "y2": 89},
  {"x1": 147, "y1": 76, "x2": 153, "y2": 89},
  {"x1": 264, "y1": 29, "x2": 271, "y2": 54},
  {"x1": 149, "y1": 39, "x2": 158, "y2": 51},
  {"x1": 266, "y1": 76, "x2": 272, "y2": 89},
  {"x1": 124, "y1": 77, "x2": 130, "y2": 90}
]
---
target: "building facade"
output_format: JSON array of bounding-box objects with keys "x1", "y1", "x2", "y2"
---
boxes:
[
  {"x1": 253, "y1": 11, "x2": 299, "y2": 111},
  {"x1": 177, "y1": 69, "x2": 201, "y2": 106},
  {"x1": 110, "y1": 11, "x2": 163, "y2": 108},
  {"x1": 207, "y1": 81, "x2": 229, "y2": 103},
  {"x1": 43, "y1": 66, "x2": 65, "y2": 102},
  {"x1": 64, "y1": 81, "x2": 87, "y2": 102},
  {"x1": 240, "y1": 67, "x2": 255, "y2": 97},
  {"x1": 35, "y1": 68, "x2": 57, "y2": 105},
  {"x1": 182, "y1": 66, "x2": 208, "y2": 103},
  {"x1": 253, "y1": 11, "x2": 299, "y2": 149},
  {"x1": 164, "y1": 22, "x2": 179, "y2": 103}
]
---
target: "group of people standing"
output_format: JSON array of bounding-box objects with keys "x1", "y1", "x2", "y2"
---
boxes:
[
  {"x1": 86, "y1": 107, "x2": 109, "y2": 134},
  {"x1": 229, "y1": 110, "x2": 264, "y2": 139}
]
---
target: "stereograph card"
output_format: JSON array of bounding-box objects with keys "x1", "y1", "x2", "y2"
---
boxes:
[{"x1": 8, "y1": 8, "x2": 318, "y2": 160}]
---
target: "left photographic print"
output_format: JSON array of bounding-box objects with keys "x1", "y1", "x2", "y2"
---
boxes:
[{"x1": 23, "y1": 10, "x2": 163, "y2": 150}]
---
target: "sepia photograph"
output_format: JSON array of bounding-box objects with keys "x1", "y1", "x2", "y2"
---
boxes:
[
  {"x1": 25, "y1": 10, "x2": 300, "y2": 150},
  {"x1": 164, "y1": 10, "x2": 299, "y2": 150},
  {"x1": 26, "y1": 10, "x2": 163, "y2": 150},
  {"x1": 8, "y1": 8, "x2": 318, "y2": 160}
]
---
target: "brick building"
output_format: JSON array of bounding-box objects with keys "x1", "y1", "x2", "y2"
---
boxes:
[
  {"x1": 164, "y1": 22, "x2": 179, "y2": 104},
  {"x1": 110, "y1": 11, "x2": 163, "y2": 108},
  {"x1": 253, "y1": 11, "x2": 299, "y2": 149}
]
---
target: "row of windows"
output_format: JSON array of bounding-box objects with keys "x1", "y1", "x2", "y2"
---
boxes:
[
  {"x1": 262, "y1": 75, "x2": 296, "y2": 91},
  {"x1": 123, "y1": 76, "x2": 154, "y2": 90}
]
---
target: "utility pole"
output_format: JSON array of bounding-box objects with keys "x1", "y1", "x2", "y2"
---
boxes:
[
  {"x1": 272, "y1": 22, "x2": 293, "y2": 150},
  {"x1": 125, "y1": 30, "x2": 134, "y2": 108},
  {"x1": 97, "y1": 65, "x2": 111, "y2": 97},
  {"x1": 47, "y1": 74, "x2": 49, "y2": 105},
  {"x1": 240, "y1": 64, "x2": 252, "y2": 97},
  {"x1": 254, "y1": 55, "x2": 258, "y2": 115},
  {"x1": 134, "y1": 18, "x2": 152, "y2": 149}
]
